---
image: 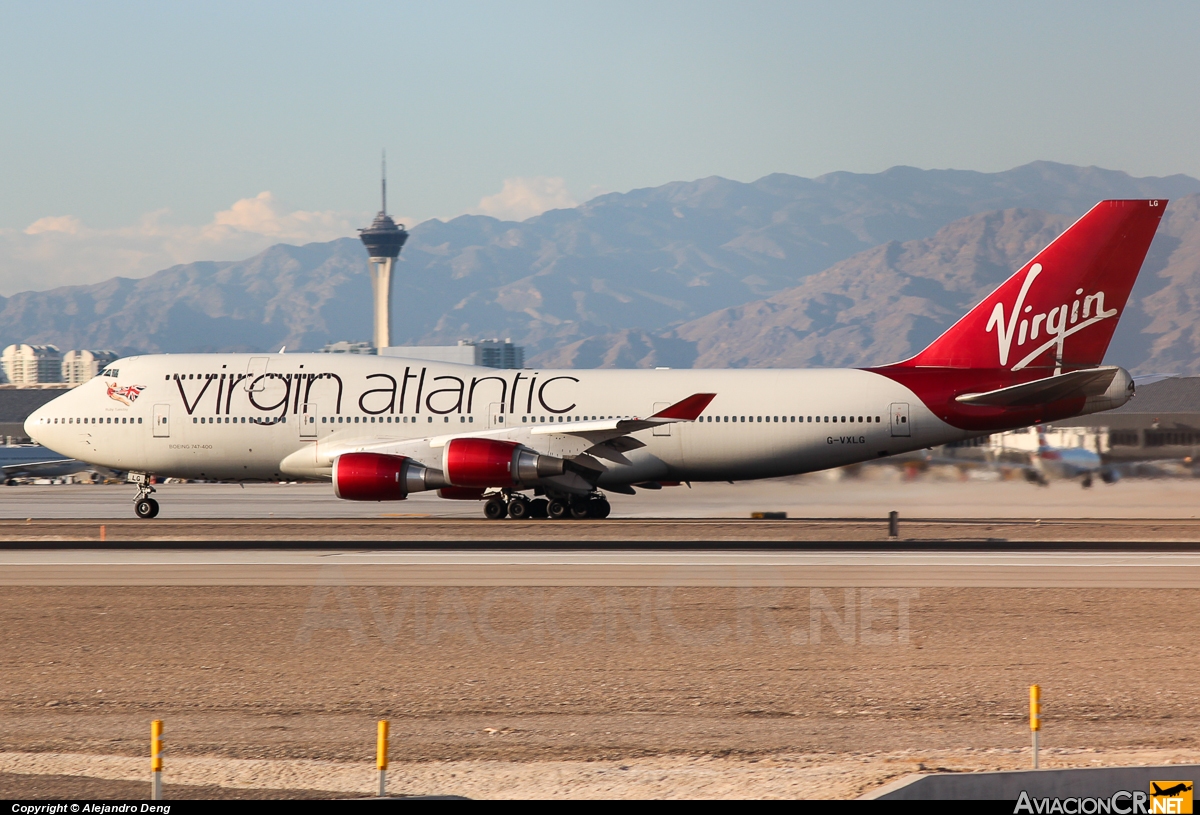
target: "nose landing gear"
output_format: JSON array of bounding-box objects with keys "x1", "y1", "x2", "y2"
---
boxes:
[
  {"x1": 129, "y1": 473, "x2": 160, "y2": 519},
  {"x1": 135, "y1": 496, "x2": 160, "y2": 519}
]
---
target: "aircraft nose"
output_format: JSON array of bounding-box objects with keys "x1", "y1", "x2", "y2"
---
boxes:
[{"x1": 24, "y1": 408, "x2": 45, "y2": 443}]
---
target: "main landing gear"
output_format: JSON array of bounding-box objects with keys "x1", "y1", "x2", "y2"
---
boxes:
[
  {"x1": 483, "y1": 491, "x2": 610, "y2": 520},
  {"x1": 129, "y1": 473, "x2": 160, "y2": 519}
]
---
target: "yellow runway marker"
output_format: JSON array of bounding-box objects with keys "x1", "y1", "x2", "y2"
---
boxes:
[
  {"x1": 1030, "y1": 684, "x2": 1041, "y2": 769},
  {"x1": 377, "y1": 719, "x2": 389, "y2": 797},
  {"x1": 151, "y1": 719, "x2": 163, "y2": 800}
]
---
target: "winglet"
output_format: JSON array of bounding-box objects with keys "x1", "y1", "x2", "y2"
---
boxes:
[{"x1": 649, "y1": 393, "x2": 716, "y2": 421}]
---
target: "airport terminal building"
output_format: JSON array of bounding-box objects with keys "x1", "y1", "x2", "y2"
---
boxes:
[
  {"x1": 1054, "y1": 375, "x2": 1200, "y2": 462},
  {"x1": 943, "y1": 375, "x2": 1200, "y2": 466}
]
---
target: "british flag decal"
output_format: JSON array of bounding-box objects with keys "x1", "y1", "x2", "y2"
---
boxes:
[{"x1": 106, "y1": 382, "x2": 145, "y2": 406}]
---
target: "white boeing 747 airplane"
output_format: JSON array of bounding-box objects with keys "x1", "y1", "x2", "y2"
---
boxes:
[{"x1": 26, "y1": 200, "x2": 1166, "y2": 520}]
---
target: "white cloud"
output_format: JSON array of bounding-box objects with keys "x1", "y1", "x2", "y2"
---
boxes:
[
  {"x1": 24, "y1": 215, "x2": 83, "y2": 235},
  {"x1": 475, "y1": 176, "x2": 578, "y2": 222},
  {"x1": 203, "y1": 191, "x2": 353, "y2": 242},
  {"x1": 0, "y1": 180, "x2": 583, "y2": 297},
  {"x1": 0, "y1": 194, "x2": 367, "y2": 297}
]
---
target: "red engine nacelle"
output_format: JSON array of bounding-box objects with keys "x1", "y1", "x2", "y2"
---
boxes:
[
  {"x1": 333, "y1": 452, "x2": 420, "y2": 501},
  {"x1": 442, "y1": 438, "x2": 566, "y2": 487},
  {"x1": 443, "y1": 438, "x2": 519, "y2": 487}
]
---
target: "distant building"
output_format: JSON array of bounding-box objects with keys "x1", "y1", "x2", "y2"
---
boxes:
[
  {"x1": 1, "y1": 345, "x2": 63, "y2": 385},
  {"x1": 62, "y1": 349, "x2": 119, "y2": 385},
  {"x1": 318, "y1": 341, "x2": 377, "y2": 355},
  {"x1": 943, "y1": 425, "x2": 1108, "y2": 456},
  {"x1": 380, "y1": 339, "x2": 525, "y2": 369},
  {"x1": 940, "y1": 376, "x2": 1200, "y2": 465},
  {"x1": 1054, "y1": 375, "x2": 1200, "y2": 461},
  {"x1": 358, "y1": 155, "x2": 409, "y2": 351}
]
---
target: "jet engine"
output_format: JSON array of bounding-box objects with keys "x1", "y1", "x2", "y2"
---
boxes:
[
  {"x1": 442, "y1": 438, "x2": 566, "y2": 487},
  {"x1": 332, "y1": 452, "x2": 446, "y2": 501}
]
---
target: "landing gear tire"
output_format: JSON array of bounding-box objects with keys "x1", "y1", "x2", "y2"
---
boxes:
[
  {"x1": 547, "y1": 498, "x2": 569, "y2": 520},
  {"x1": 484, "y1": 498, "x2": 508, "y2": 520},
  {"x1": 134, "y1": 498, "x2": 159, "y2": 519},
  {"x1": 529, "y1": 498, "x2": 549, "y2": 519},
  {"x1": 588, "y1": 498, "x2": 611, "y2": 519},
  {"x1": 1081, "y1": 475, "x2": 1093, "y2": 488},
  {"x1": 507, "y1": 498, "x2": 532, "y2": 520},
  {"x1": 569, "y1": 498, "x2": 591, "y2": 520}
]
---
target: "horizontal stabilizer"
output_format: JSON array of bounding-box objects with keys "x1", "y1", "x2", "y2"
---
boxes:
[{"x1": 955, "y1": 367, "x2": 1120, "y2": 407}]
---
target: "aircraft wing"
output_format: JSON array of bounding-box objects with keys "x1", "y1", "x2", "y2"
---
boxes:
[
  {"x1": 0, "y1": 457, "x2": 88, "y2": 480},
  {"x1": 955, "y1": 367, "x2": 1120, "y2": 407},
  {"x1": 410, "y1": 392, "x2": 716, "y2": 452},
  {"x1": 283, "y1": 393, "x2": 717, "y2": 478},
  {"x1": 1, "y1": 458, "x2": 76, "y2": 472}
]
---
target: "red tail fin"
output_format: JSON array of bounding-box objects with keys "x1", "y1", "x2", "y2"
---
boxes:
[{"x1": 898, "y1": 200, "x2": 1167, "y2": 370}]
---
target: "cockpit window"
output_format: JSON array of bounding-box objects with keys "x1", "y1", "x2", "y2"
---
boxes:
[{"x1": 101, "y1": 368, "x2": 119, "y2": 377}]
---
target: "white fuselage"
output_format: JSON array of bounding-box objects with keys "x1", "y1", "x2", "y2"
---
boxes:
[{"x1": 25, "y1": 353, "x2": 976, "y2": 486}]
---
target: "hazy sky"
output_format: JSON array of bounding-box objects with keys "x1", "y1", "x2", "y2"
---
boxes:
[{"x1": 1, "y1": 0, "x2": 1199, "y2": 293}]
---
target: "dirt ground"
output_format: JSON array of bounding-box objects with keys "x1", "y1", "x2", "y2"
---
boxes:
[{"x1": 1, "y1": 586, "x2": 1197, "y2": 798}]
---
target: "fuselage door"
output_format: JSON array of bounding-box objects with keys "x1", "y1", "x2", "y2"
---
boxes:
[
  {"x1": 244, "y1": 357, "x2": 269, "y2": 392},
  {"x1": 889, "y1": 402, "x2": 911, "y2": 437},
  {"x1": 153, "y1": 404, "x2": 170, "y2": 438},
  {"x1": 300, "y1": 403, "x2": 318, "y2": 439},
  {"x1": 652, "y1": 402, "x2": 672, "y2": 436},
  {"x1": 488, "y1": 402, "x2": 505, "y2": 430}
]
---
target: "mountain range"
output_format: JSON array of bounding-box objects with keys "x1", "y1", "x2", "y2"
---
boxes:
[{"x1": 4, "y1": 161, "x2": 1200, "y2": 374}]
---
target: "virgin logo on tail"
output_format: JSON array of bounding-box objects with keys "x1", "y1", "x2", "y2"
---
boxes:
[{"x1": 985, "y1": 264, "x2": 1118, "y2": 371}]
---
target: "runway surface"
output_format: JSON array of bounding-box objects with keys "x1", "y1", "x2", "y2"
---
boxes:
[
  {"x1": 5, "y1": 477, "x2": 1200, "y2": 521},
  {"x1": 4, "y1": 547, "x2": 1200, "y2": 586},
  {"x1": 5, "y1": 478, "x2": 1200, "y2": 542}
]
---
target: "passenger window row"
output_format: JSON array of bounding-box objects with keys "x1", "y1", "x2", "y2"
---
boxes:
[
  {"x1": 167, "y1": 371, "x2": 319, "y2": 381},
  {"x1": 37, "y1": 417, "x2": 142, "y2": 425},
  {"x1": 700, "y1": 415, "x2": 881, "y2": 423},
  {"x1": 521, "y1": 416, "x2": 621, "y2": 423},
  {"x1": 193, "y1": 416, "x2": 283, "y2": 424},
  {"x1": 181, "y1": 413, "x2": 885, "y2": 426},
  {"x1": 319, "y1": 415, "x2": 475, "y2": 424}
]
